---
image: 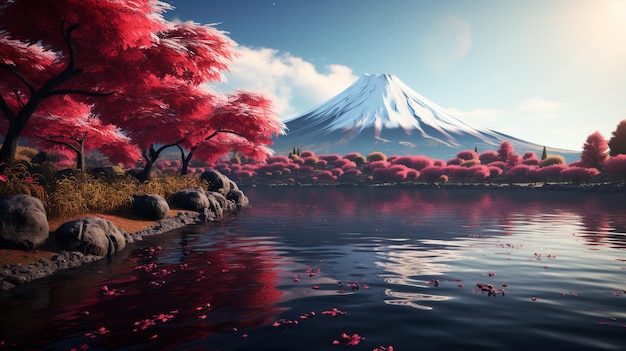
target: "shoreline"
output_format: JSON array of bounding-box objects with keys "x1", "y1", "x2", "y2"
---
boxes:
[
  {"x1": 0, "y1": 210, "x2": 205, "y2": 291},
  {"x1": 2, "y1": 181, "x2": 624, "y2": 291},
  {"x1": 241, "y1": 181, "x2": 626, "y2": 193}
]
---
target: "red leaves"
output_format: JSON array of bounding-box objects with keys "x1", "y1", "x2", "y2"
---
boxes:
[
  {"x1": 332, "y1": 333, "x2": 364, "y2": 346},
  {"x1": 322, "y1": 308, "x2": 346, "y2": 317}
]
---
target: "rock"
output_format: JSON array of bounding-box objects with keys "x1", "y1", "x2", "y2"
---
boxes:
[
  {"x1": 132, "y1": 194, "x2": 170, "y2": 220},
  {"x1": 205, "y1": 192, "x2": 225, "y2": 217},
  {"x1": 226, "y1": 189, "x2": 250, "y2": 208},
  {"x1": 201, "y1": 170, "x2": 236, "y2": 194},
  {"x1": 171, "y1": 187, "x2": 210, "y2": 212},
  {"x1": 0, "y1": 195, "x2": 49, "y2": 250},
  {"x1": 54, "y1": 217, "x2": 128, "y2": 257}
]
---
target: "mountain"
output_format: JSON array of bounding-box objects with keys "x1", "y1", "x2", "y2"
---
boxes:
[{"x1": 271, "y1": 73, "x2": 579, "y2": 162}]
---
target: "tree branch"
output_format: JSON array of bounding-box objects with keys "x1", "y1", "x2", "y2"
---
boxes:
[
  {"x1": 0, "y1": 94, "x2": 16, "y2": 124},
  {"x1": 0, "y1": 63, "x2": 36, "y2": 95},
  {"x1": 204, "y1": 129, "x2": 242, "y2": 141},
  {"x1": 37, "y1": 135, "x2": 80, "y2": 153},
  {"x1": 47, "y1": 89, "x2": 117, "y2": 98}
]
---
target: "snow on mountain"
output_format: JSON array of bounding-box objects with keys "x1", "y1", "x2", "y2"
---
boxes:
[{"x1": 272, "y1": 73, "x2": 578, "y2": 161}]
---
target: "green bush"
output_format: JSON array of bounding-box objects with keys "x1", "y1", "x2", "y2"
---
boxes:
[
  {"x1": 367, "y1": 151, "x2": 387, "y2": 162},
  {"x1": 539, "y1": 155, "x2": 566, "y2": 168}
]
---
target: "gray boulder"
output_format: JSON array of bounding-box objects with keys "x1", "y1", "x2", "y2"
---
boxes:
[
  {"x1": 0, "y1": 195, "x2": 49, "y2": 250},
  {"x1": 171, "y1": 187, "x2": 210, "y2": 212},
  {"x1": 201, "y1": 170, "x2": 237, "y2": 194},
  {"x1": 132, "y1": 194, "x2": 170, "y2": 220},
  {"x1": 226, "y1": 189, "x2": 250, "y2": 208},
  {"x1": 205, "y1": 192, "x2": 225, "y2": 217},
  {"x1": 54, "y1": 217, "x2": 127, "y2": 257}
]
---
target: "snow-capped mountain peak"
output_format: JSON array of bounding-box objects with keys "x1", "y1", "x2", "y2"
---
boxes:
[{"x1": 273, "y1": 73, "x2": 577, "y2": 160}]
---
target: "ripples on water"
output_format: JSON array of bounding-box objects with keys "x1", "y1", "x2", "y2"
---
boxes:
[{"x1": 1, "y1": 187, "x2": 625, "y2": 350}]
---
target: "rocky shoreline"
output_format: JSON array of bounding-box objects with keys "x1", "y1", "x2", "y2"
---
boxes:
[{"x1": 0, "y1": 210, "x2": 207, "y2": 291}]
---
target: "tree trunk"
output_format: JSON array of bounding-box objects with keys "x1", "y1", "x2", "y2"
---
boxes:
[
  {"x1": 77, "y1": 138, "x2": 86, "y2": 171},
  {"x1": 137, "y1": 159, "x2": 154, "y2": 182},
  {"x1": 0, "y1": 126, "x2": 20, "y2": 164},
  {"x1": 180, "y1": 151, "x2": 193, "y2": 176}
]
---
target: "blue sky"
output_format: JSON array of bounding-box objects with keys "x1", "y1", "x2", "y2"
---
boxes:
[{"x1": 165, "y1": 0, "x2": 626, "y2": 151}]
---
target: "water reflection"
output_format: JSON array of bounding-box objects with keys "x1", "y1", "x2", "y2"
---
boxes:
[
  {"x1": 0, "y1": 230, "x2": 283, "y2": 350},
  {"x1": 243, "y1": 187, "x2": 626, "y2": 249}
]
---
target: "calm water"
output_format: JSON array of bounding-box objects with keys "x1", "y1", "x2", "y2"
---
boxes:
[{"x1": 1, "y1": 187, "x2": 625, "y2": 350}]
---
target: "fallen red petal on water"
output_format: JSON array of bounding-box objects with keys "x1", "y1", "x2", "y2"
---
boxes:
[
  {"x1": 532, "y1": 297, "x2": 538, "y2": 301},
  {"x1": 332, "y1": 340, "x2": 340, "y2": 345},
  {"x1": 312, "y1": 285, "x2": 320, "y2": 290}
]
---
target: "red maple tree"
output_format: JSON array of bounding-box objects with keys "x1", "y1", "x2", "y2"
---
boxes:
[
  {"x1": 25, "y1": 97, "x2": 141, "y2": 170},
  {"x1": 0, "y1": 0, "x2": 279, "y2": 173},
  {"x1": 579, "y1": 131, "x2": 609, "y2": 169}
]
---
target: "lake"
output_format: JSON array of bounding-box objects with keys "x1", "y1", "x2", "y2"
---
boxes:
[{"x1": 1, "y1": 187, "x2": 625, "y2": 350}]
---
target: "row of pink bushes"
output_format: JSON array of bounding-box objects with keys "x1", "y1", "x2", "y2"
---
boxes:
[{"x1": 153, "y1": 144, "x2": 626, "y2": 185}]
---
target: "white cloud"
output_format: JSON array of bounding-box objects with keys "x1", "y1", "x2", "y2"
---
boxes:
[{"x1": 213, "y1": 46, "x2": 358, "y2": 120}]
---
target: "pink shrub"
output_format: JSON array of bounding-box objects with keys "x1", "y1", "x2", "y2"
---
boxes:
[
  {"x1": 266, "y1": 155, "x2": 291, "y2": 164},
  {"x1": 213, "y1": 162, "x2": 229, "y2": 171},
  {"x1": 535, "y1": 164, "x2": 566, "y2": 181},
  {"x1": 343, "y1": 152, "x2": 363, "y2": 161},
  {"x1": 391, "y1": 155, "x2": 434, "y2": 170},
  {"x1": 316, "y1": 160, "x2": 328, "y2": 169},
  {"x1": 432, "y1": 159, "x2": 446, "y2": 167},
  {"x1": 479, "y1": 151, "x2": 500, "y2": 165},
  {"x1": 446, "y1": 158, "x2": 463, "y2": 166},
  {"x1": 315, "y1": 170, "x2": 336, "y2": 182},
  {"x1": 299, "y1": 165, "x2": 314, "y2": 174},
  {"x1": 419, "y1": 166, "x2": 445, "y2": 183},
  {"x1": 332, "y1": 158, "x2": 354, "y2": 168},
  {"x1": 340, "y1": 168, "x2": 362, "y2": 180},
  {"x1": 444, "y1": 165, "x2": 470, "y2": 180},
  {"x1": 469, "y1": 165, "x2": 490, "y2": 182},
  {"x1": 560, "y1": 166, "x2": 600, "y2": 184},
  {"x1": 487, "y1": 161, "x2": 507, "y2": 170},
  {"x1": 457, "y1": 150, "x2": 479, "y2": 161},
  {"x1": 318, "y1": 154, "x2": 342, "y2": 162},
  {"x1": 303, "y1": 157, "x2": 318, "y2": 167},
  {"x1": 605, "y1": 154, "x2": 626, "y2": 180},
  {"x1": 372, "y1": 165, "x2": 413, "y2": 182},
  {"x1": 285, "y1": 163, "x2": 301, "y2": 172},
  {"x1": 300, "y1": 150, "x2": 315, "y2": 158},
  {"x1": 363, "y1": 160, "x2": 390, "y2": 174},
  {"x1": 505, "y1": 164, "x2": 535, "y2": 181},
  {"x1": 521, "y1": 152, "x2": 540, "y2": 166},
  {"x1": 331, "y1": 168, "x2": 344, "y2": 177},
  {"x1": 339, "y1": 160, "x2": 357, "y2": 169},
  {"x1": 488, "y1": 166, "x2": 503, "y2": 178},
  {"x1": 522, "y1": 158, "x2": 539, "y2": 166}
]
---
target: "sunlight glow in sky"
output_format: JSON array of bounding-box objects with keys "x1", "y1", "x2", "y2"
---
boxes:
[{"x1": 166, "y1": 0, "x2": 626, "y2": 151}]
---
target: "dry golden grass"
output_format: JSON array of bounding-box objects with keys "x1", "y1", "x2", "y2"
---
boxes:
[{"x1": 1, "y1": 161, "x2": 206, "y2": 266}]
